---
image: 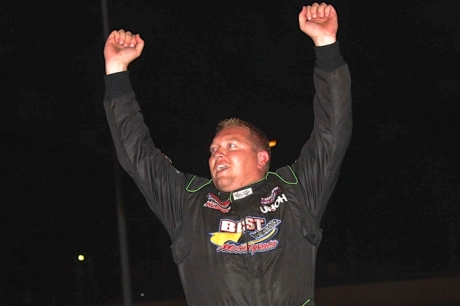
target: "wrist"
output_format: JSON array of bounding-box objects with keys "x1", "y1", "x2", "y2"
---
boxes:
[
  {"x1": 312, "y1": 35, "x2": 336, "y2": 47},
  {"x1": 105, "y1": 61, "x2": 128, "y2": 75}
]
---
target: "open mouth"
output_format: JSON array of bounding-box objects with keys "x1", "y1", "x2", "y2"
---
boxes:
[{"x1": 216, "y1": 164, "x2": 229, "y2": 172}]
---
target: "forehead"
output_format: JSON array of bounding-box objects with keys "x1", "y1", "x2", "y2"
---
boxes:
[{"x1": 211, "y1": 126, "x2": 251, "y2": 144}]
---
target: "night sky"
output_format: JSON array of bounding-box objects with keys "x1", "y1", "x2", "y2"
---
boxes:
[{"x1": 2, "y1": 0, "x2": 460, "y2": 304}]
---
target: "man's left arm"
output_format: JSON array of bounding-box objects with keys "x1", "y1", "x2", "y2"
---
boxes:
[{"x1": 292, "y1": 3, "x2": 352, "y2": 221}]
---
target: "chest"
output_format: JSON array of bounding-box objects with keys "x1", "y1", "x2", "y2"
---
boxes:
[{"x1": 189, "y1": 185, "x2": 304, "y2": 254}]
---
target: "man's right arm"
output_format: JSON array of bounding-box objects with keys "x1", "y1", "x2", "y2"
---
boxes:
[{"x1": 103, "y1": 30, "x2": 187, "y2": 236}]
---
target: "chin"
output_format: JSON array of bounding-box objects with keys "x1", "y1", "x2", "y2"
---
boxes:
[
  {"x1": 213, "y1": 180, "x2": 233, "y2": 193},
  {"x1": 214, "y1": 184, "x2": 229, "y2": 192}
]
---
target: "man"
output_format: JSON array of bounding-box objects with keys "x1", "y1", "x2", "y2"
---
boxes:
[{"x1": 103, "y1": 2, "x2": 351, "y2": 305}]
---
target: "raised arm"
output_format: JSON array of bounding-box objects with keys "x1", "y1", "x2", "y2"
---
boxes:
[
  {"x1": 292, "y1": 3, "x2": 352, "y2": 222},
  {"x1": 103, "y1": 30, "x2": 189, "y2": 235}
]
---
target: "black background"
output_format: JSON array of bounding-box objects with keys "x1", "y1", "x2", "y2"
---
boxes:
[{"x1": 2, "y1": 0, "x2": 459, "y2": 304}]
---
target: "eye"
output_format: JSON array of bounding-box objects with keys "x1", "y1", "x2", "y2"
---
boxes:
[
  {"x1": 228, "y1": 143, "x2": 236, "y2": 149},
  {"x1": 210, "y1": 147, "x2": 217, "y2": 154}
]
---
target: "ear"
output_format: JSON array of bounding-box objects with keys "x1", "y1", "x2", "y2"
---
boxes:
[{"x1": 257, "y1": 151, "x2": 270, "y2": 170}]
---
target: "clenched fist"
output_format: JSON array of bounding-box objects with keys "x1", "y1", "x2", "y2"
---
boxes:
[
  {"x1": 299, "y1": 3, "x2": 338, "y2": 46},
  {"x1": 104, "y1": 29, "x2": 145, "y2": 75}
]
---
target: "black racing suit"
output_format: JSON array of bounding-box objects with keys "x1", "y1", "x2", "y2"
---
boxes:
[{"x1": 104, "y1": 41, "x2": 352, "y2": 306}]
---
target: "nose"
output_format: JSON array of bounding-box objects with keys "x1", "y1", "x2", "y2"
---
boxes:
[{"x1": 213, "y1": 148, "x2": 224, "y2": 160}]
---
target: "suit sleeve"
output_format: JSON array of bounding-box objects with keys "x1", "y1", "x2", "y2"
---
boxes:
[
  {"x1": 103, "y1": 71, "x2": 189, "y2": 236},
  {"x1": 291, "y1": 41, "x2": 352, "y2": 223}
]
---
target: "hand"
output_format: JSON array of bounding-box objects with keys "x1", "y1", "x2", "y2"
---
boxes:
[
  {"x1": 104, "y1": 29, "x2": 145, "y2": 75},
  {"x1": 298, "y1": 3, "x2": 338, "y2": 46}
]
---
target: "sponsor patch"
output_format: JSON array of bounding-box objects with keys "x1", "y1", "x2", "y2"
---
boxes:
[
  {"x1": 209, "y1": 216, "x2": 281, "y2": 255},
  {"x1": 260, "y1": 187, "x2": 288, "y2": 213},
  {"x1": 203, "y1": 193, "x2": 231, "y2": 213},
  {"x1": 260, "y1": 186, "x2": 282, "y2": 205},
  {"x1": 233, "y1": 187, "x2": 253, "y2": 200}
]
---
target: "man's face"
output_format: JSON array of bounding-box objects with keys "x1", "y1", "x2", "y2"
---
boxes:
[{"x1": 209, "y1": 126, "x2": 267, "y2": 192}]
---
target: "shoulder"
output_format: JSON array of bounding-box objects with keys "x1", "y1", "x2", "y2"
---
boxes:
[
  {"x1": 271, "y1": 166, "x2": 299, "y2": 185},
  {"x1": 185, "y1": 175, "x2": 213, "y2": 193}
]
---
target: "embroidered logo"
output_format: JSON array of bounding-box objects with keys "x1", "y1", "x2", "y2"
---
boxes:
[
  {"x1": 233, "y1": 187, "x2": 253, "y2": 200},
  {"x1": 261, "y1": 187, "x2": 282, "y2": 204},
  {"x1": 209, "y1": 217, "x2": 281, "y2": 255},
  {"x1": 260, "y1": 187, "x2": 288, "y2": 213},
  {"x1": 203, "y1": 193, "x2": 231, "y2": 213}
]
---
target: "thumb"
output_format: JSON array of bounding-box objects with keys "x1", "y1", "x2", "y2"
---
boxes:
[
  {"x1": 134, "y1": 34, "x2": 145, "y2": 56},
  {"x1": 298, "y1": 6, "x2": 308, "y2": 25}
]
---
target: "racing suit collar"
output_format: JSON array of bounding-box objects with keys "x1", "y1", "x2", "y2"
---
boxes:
[{"x1": 226, "y1": 176, "x2": 269, "y2": 202}]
